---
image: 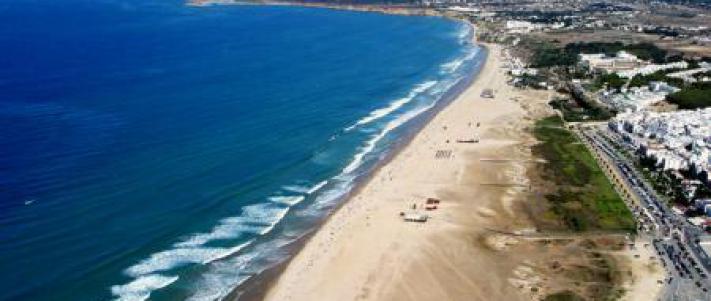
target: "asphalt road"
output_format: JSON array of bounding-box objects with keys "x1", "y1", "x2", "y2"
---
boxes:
[{"x1": 576, "y1": 123, "x2": 711, "y2": 301}]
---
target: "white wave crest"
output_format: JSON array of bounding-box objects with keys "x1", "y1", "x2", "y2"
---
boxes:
[
  {"x1": 282, "y1": 185, "x2": 309, "y2": 194},
  {"x1": 240, "y1": 203, "x2": 289, "y2": 221},
  {"x1": 306, "y1": 180, "x2": 328, "y2": 194},
  {"x1": 114, "y1": 202, "x2": 292, "y2": 297},
  {"x1": 185, "y1": 237, "x2": 293, "y2": 301},
  {"x1": 174, "y1": 221, "x2": 262, "y2": 248},
  {"x1": 342, "y1": 101, "x2": 438, "y2": 175},
  {"x1": 111, "y1": 274, "x2": 179, "y2": 301},
  {"x1": 282, "y1": 180, "x2": 328, "y2": 195},
  {"x1": 456, "y1": 22, "x2": 472, "y2": 43},
  {"x1": 440, "y1": 49, "x2": 478, "y2": 74},
  {"x1": 310, "y1": 178, "x2": 354, "y2": 210},
  {"x1": 268, "y1": 195, "x2": 305, "y2": 206},
  {"x1": 344, "y1": 81, "x2": 437, "y2": 132},
  {"x1": 175, "y1": 203, "x2": 290, "y2": 248},
  {"x1": 240, "y1": 203, "x2": 290, "y2": 235},
  {"x1": 125, "y1": 241, "x2": 253, "y2": 277}
]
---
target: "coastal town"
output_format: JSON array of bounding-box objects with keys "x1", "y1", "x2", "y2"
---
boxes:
[
  {"x1": 243, "y1": 1, "x2": 711, "y2": 301},
  {"x1": 181, "y1": 0, "x2": 711, "y2": 300},
  {"x1": 438, "y1": 1, "x2": 711, "y2": 300},
  {"x1": 191, "y1": 1, "x2": 711, "y2": 300},
  {"x1": 10, "y1": 0, "x2": 711, "y2": 301}
]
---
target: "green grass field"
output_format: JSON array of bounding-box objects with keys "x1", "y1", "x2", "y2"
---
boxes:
[{"x1": 533, "y1": 116, "x2": 635, "y2": 232}]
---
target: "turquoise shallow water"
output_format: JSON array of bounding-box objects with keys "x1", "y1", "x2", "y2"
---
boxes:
[{"x1": 0, "y1": 1, "x2": 484, "y2": 300}]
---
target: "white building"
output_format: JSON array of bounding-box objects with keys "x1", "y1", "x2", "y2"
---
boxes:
[
  {"x1": 506, "y1": 20, "x2": 535, "y2": 33},
  {"x1": 609, "y1": 109, "x2": 711, "y2": 183},
  {"x1": 579, "y1": 51, "x2": 642, "y2": 74},
  {"x1": 504, "y1": 20, "x2": 564, "y2": 34},
  {"x1": 667, "y1": 62, "x2": 711, "y2": 83},
  {"x1": 598, "y1": 82, "x2": 679, "y2": 111},
  {"x1": 617, "y1": 61, "x2": 689, "y2": 78}
]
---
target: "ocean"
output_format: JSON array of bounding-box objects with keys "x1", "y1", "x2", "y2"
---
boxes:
[{"x1": 0, "y1": 1, "x2": 484, "y2": 300}]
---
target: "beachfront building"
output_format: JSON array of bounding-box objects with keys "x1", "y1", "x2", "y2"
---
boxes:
[
  {"x1": 597, "y1": 81, "x2": 679, "y2": 111},
  {"x1": 608, "y1": 109, "x2": 711, "y2": 184},
  {"x1": 579, "y1": 51, "x2": 642, "y2": 74},
  {"x1": 579, "y1": 51, "x2": 692, "y2": 79},
  {"x1": 506, "y1": 20, "x2": 535, "y2": 33},
  {"x1": 504, "y1": 20, "x2": 564, "y2": 34},
  {"x1": 617, "y1": 61, "x2": 689, "y2": 78}
]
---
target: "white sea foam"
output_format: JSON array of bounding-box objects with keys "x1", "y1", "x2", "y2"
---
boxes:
[
  {"x1": 344, "y1": 81, "x2": 437, "y2": 132},
  {"x1": 282, "y1": 180, "x2": 328, "y2": 195},
  {"x1": 440, "y1": 49, "x2": 478, "y2": 74},
  {"x1": 311, "y1": 178, "x2": 355, "y2": 210},
  {"x1": 175, "y1": 202, "x2": 291, "y2": 248},
  {"x1": 456, "y1": 22, "x2": 472, "y2": 43},
  {"x1": 341, "y1": 83, "x2": 461, "y2": 176},
  {"x1": 174, "y1": 221, "x2": 263, "y2": 248},
  {"x1": 342, "y1": 101, "x2": 438, "y2": 175},
  {"x1": 115, "y1": 202, "x2": 293, "y2": 299},
  {"x1": 268, "y1": 195, "x2": 305, "y2": 206},
  {"x1": 125, "y1": 241, "x2": 253, "y2": 277},
  {"x1": 111, "y1": 274, "x2": 179, "y2": 301},
  {"x1": 185, "y1": 272, "x2": 249, "y2": 301},
  {"x1": 241, "y1": 203, "x2": 289, "y2": 222},
  {"x1": 306, "y1": 180, "x2": 328, "y2": 194},
  {"x1": 186, "y1": 237, "x2": 294, "y2": 301},
  {"x1": 184, "y1": 178, "x2": 362, "y2": 301},
  {"x1": 282, "y1": 184, "x2": 310, "y2": 194}
]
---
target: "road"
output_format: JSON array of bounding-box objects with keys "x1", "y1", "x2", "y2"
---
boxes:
[{"x1": 574, "y1": 123, "x2": 711, "y2": 301}]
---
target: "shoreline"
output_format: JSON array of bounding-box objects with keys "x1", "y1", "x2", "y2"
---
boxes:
[
  {"x1": 190, "y1": 3, "x2": 662, "y2": 301},
  {"x1": 258, "y1": 37, "x2": 531, "y2": 301},
  {"x1": 253, "y1": 33, "x2": 662, "y2": 301},
  {"x1": 226, "y1": 19, "x2": 488, "y2": 301}
]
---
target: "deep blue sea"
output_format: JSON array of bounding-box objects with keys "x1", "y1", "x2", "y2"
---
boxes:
[{"x1": 0, "y1": 1, "x2": 484, "y2": 300}]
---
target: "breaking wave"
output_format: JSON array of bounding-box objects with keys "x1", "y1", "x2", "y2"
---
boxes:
[
  {"x1": 440, "y1": 48, "x2": 479, "y2": 74},
  {"x1": 125, "y1": 241, "x2": 254, "y2": 277},
  {"x1": 111, "y1": 274, "x2": 179, "y2": 301},
  {"x1": 282, "y1": 180, "x2": 328, "y2": 195},
  {"x1": 344, "y1": 80, "x2": 437, "y2": 132}
]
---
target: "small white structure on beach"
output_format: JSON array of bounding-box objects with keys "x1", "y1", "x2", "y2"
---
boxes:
[
  {"x1": 481, "y1": 88, "x2": 494, "y2": 98},
  {"x1": 402, "y1": 211, "x2": 429, "y2": 222}
]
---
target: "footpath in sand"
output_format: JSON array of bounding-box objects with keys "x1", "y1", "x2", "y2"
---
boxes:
[{"x1": 261, "y1": 43, "x2": 663, "y2": 301}]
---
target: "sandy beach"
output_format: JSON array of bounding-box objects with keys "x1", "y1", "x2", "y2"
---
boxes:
[
  {"x1": 261, "y1": 42, "x2": 539, "y2": 301},
  {"x1": 259, "y1": 40, "x2": 662, "y2": 301}
]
